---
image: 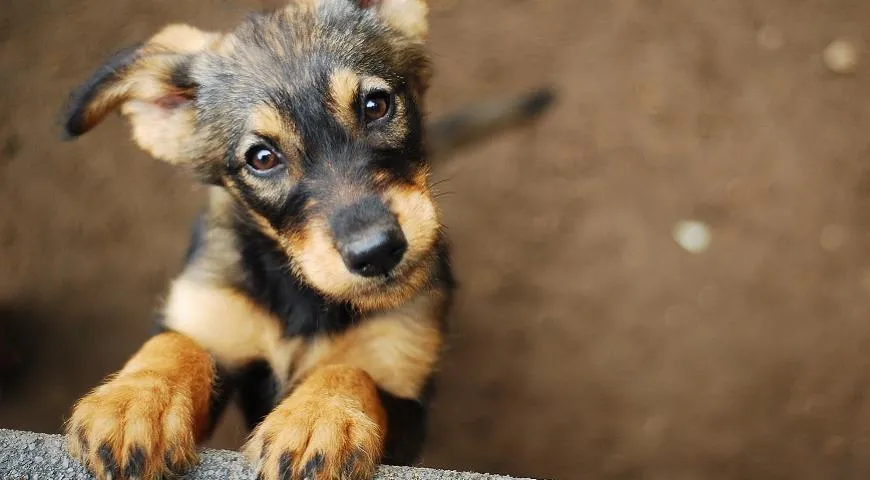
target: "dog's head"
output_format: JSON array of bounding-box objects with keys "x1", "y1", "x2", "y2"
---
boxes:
[{"x1": 63, "y1": 0, "x2": 440, "y2": 311}]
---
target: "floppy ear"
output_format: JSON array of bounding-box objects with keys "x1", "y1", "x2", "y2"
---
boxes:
[
  {"x1": 359, "y1": 0, "x2": 428, "y2": 41},
  {"x1": 62, "y1": 24, "x2": 222, "y2": 166}
]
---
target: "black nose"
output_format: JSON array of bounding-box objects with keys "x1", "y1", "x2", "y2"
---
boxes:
[
  {"x1": 339, "y1": 227, "x2": 407, "y2": 277},
  {"x1": 330, "y1": 197, "x2": 408, "y2": 278}
]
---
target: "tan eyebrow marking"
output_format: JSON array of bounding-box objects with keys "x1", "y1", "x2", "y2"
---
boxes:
[
  {"x1": 248, "y1": 104, "x2": 302, "y2": 149},
  {"x1": 329, "y1": 68, "x2": 361, "y2": 129},
  {"x1": 246, "y1": 104, "x2": 303, "y2": 178},
  {"x1": 250, "y1": 104, "x2": 294, "y2": 140}
]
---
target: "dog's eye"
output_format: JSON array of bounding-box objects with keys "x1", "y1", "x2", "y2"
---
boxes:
[
  {"x1": 245, "y1": 146, "x2": 282, "y2": 172},
  {"x1": 363, "y1": 91, "x2": 392, "y2": 123}
]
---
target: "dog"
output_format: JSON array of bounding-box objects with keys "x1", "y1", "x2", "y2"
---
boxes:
[{"x1": 60, "y1": 1, "x2": 553, "y2": 479}]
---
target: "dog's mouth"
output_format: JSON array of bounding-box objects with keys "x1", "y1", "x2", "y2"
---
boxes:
[
  {"x1": 289, "y1": 199, "x2": 440, "y2": 311},
  {"x1": 330, "y1": 245, "x2": 435, "y2": 311},
  {"x1": 349, "y1": 249, "x2": 426, "y2": 289}
]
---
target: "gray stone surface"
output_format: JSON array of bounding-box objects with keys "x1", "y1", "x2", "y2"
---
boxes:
[{"x1": 0, "y1": 429, "x2": 535, "y2": 480}]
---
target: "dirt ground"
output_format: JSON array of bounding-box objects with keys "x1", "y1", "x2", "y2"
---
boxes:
[{"x1": 2, "y1": 1, "x2": 870, "y2": 479}]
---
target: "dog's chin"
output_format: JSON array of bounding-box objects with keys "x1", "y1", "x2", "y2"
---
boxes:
[
  {"x1": 298, "y1": 251, "x2": 434, "y2": 313},
  {"x1": 347, "y1": 254, "x2": 435, "y2": 312}
]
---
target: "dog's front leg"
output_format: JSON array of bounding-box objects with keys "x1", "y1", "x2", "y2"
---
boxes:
[
  {"x1": 65, "y1": 331, "x2": 215, "y2": 480},
  {"x1": 243, "y1": 364, "x2": 387, "y2": 480}
]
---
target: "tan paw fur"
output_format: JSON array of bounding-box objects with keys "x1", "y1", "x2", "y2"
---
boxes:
[{"x1": 243, "y1": 365, "x2": 387, "y2": 480}]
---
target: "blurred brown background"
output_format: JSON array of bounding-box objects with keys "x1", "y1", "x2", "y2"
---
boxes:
[{"x1": 2, "y1": 1, "x2": 870, "y2": 479}]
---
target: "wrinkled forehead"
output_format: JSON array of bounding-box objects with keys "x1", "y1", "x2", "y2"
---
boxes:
[
  {"x1": 227, "y1": 4, "x2": 407, "y2": 79},
  {"x1": 194, "y1": 5, "x2": 425, "y2": 141},
  {"x1": 192, "y1": 5, "x2": 417, "y2": 113}
]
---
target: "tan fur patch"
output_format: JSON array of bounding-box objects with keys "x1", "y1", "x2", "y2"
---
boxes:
[
  {"x1": 121, "y1": 99, "x2": 198, "y2": 164},
  {"x1": 329, "y1": 68, "x2": 360, "y2": 128},
  {"x1": 242, "y1": 364, "x2": 386, "y2": 480},
  {"x1": 295, "y1": 289, "x2": 445, "y2": 399},
  {"x1": 162, "y1": 278, "x2": 303, "y2": 381},
  {"x1": 249, "y1": 104, "x2": 291, "y2": 140},
  {"x1": 385, "y1": 181, "x2": 439, "y2": 270},
  {"x1": 248, "y1": 104, "x2": 305, "y2": 160},
  {"x1": 360, "y1": 76, "x2": 391, "y2": 93},
  {"x1": 291, "y1": 217, "x2": 360, "y2": 301},
  {"x1": 148, "y1": 24, "x2": 222, "y2": 53},
  {"x1": 377, "y1": 0, "x2": 429, "y2": 41},
  {"x1": 65, "y1": 332, "x2": 214, "y2": 480}
]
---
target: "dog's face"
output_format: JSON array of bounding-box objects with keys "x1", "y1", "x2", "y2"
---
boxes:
[{"x1": 64, "y1": 0, "x2": 439, "y2": 310}]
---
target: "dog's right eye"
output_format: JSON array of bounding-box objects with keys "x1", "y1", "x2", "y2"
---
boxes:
[
  {"x1": 362, "y1": 91, "x2": 392, "y2": 124},
  {"x1": 245, "y1": 146, "x2": 282, "y2": 173}
]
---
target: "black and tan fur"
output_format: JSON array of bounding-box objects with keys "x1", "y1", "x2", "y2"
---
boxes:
[{"x1": 60, "y1": 1, "x2": 553, "y2": 479}]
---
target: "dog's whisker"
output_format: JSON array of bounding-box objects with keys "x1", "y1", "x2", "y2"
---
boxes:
[{"x1": 429, "y1": 177, "x2": 454, "y2": 189}]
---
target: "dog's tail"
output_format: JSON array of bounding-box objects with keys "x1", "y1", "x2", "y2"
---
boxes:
[{"x1": 425, "y1": 87, "x2": 556, "y2": 161}]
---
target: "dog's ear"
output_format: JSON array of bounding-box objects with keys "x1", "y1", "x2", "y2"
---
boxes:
[
  {"x1": 359, "y1": 0, "x2": 428, "y2": 41},
  {"x1": 62, "y1": 24, "x2": 222, "y2": 165}
]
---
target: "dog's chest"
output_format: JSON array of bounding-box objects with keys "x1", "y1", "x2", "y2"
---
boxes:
[
  {"x1": 163, "y1": 277, "x2": 444, "y2": 402},
  {"x1": 162, "y1": 277, "x2": 339, "y2": 382}
]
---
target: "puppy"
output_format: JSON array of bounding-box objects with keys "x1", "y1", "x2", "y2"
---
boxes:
[{"x1": 60, "y1": 1, "x2": 553, "y2": 479}]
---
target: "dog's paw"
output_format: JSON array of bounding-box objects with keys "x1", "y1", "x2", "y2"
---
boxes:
[
  {"x1": 243, "y1": 366, "x2": 386, "y2": 480},
  {"x1": 65, "y1": 371, "x2": 200, "y2": 480}
]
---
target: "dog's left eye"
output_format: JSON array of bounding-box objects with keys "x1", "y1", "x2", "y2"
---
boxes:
[
  {"x1": 245, "y1": 146, "x2": 282, "y2": 172},
  {"x1": 362, "y1": 91, "x2": 392, "y2": 124}
]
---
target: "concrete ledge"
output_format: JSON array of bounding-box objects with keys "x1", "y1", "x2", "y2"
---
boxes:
[{"x1": 0, "y1": 429, "x2": 534, "y2": 480}]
